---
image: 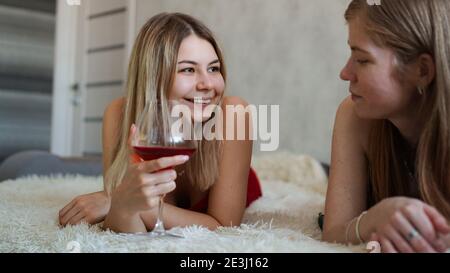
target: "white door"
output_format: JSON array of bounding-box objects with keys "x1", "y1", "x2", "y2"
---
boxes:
[{"x1": 51, "y1": 0, "x2": 136, "y2": 157}]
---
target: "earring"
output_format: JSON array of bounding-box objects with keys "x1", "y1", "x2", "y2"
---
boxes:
[{"x1": 418, "y1": 86, "x2": 425, "y2": 95}]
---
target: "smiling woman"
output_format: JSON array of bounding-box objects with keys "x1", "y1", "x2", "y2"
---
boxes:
[{"x1": 58, "y1": 12, "x2": 262, "y2": 233}]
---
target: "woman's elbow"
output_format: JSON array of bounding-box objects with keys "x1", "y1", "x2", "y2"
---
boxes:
[{"x1": 321, "y1": 229, "x2": 334, "y2": 243}]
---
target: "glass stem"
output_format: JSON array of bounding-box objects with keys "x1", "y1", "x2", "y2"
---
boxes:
[{"x1": 153, "y1": 195, "x2": 165, "y2": 234}]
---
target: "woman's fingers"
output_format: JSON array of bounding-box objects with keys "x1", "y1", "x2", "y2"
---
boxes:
[
  {"x1": 139, "y1": 169, "x2": 177, "y2": 186},
  {"x1": 367, "y1": 233, "x2": 382, "y2": 253},
  {"x1": 421, "y1": 205, "x2": 449, "y2": 252},
  {"x1": 441, "y1": 233, "x2": 450, "y2": 250},
  {"x1": 59, "y1": 200, "x2": 77, "y2": 222},
  {"x1": 60, "y1": 207, "x2": 82, "y2": 227},
  {"x1": 403, "y1": 205, "x2": 446, "y2": 252},
  {"x1": 128, "y1": 124, "x2": 136, "y2": 148},
  {"x1": 384, "y1": 224, "x2": 414, "y2": 253},
  {"x1": 139, "y1": 155, "x2": 189, "y2": 173},
  {"x1": 370, "y1": 232, "x2": 379, "y2": 243},
  {"x1": 68, "y1": 210, "x2": 85, "y2": 226},
  {"x1": 379, "y1": 235, "x2": 398, "y2": 253},
  {"x1": 142, "y1": 181, "x2": 176, "y2": 198},
  {"x1": 423, "y1": 204, "x2": 450, "y2": 234},
  {"x1": 393, "y1": 210, "x2": 436, "y2": 253},
  {"x1": 402, "y1": 205, "x2": 437, "y2": 243}
]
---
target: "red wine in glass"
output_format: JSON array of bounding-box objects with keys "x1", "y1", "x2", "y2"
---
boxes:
[
  {"x1": 133, "y1": 146, "x2": 196, "y2": 171},
  {"x1": 133, "y1": 146, "x2": 196, "y2": 161}
]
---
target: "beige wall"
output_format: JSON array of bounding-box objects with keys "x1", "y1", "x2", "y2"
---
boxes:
[{"x1": 134, "y1": 0, "x2": 351, "y2": 163}]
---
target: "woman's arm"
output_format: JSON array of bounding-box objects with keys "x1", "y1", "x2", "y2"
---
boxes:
[
  {"x1": 322, "y1": 96, "x2": 372, "y2": 244},
  {"x1": 102, "y1": 97, "x2": 126, "y2": 181},
  {"x1": 58, "y1": 98, "x2": 126, "y2": 226},
  {"x1": 322, "y1": 97, "x2": 450, "y2": 251},
  {"x1": 139, "y1": 96, "x2": 253, "y2": 230}
]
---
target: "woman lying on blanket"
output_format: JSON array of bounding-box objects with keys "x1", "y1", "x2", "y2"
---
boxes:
[
  {"x1": 58, "y1": 12, "x2": 262, "y2": 232},
  {"x1": 323, "y1": 0, "x2": 450, "y2": 252}
]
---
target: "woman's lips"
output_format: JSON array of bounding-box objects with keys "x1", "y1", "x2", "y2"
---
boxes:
[
  {"x1": 184, "y1": 97, "x2": 212, "y2": 104},
  {"x1": 350, "y1": 91, "x2": 362, "y2": 101},
  {"x1": 182, "y1": 98, "x2": 214, "y2": 109}
]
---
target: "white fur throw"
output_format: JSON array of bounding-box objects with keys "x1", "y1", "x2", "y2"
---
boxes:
[{"x1": 0, "y1": 153, "x2": 365, "y2": 253}]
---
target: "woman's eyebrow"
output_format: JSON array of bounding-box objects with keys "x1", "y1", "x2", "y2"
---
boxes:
[
  {"x1": 177, "y1": 59, "x2": 220, "y2": 65},
  {"x1": 351, "y1": 46, "x2": 370, "y2": 54},
  {"x1": 347, "y1": 40, "x2": 371, "y2": 54},
  {"x1": 178, "y1": 60, "x2": 197, "y2": 65},
  {"x1": 209, "y1": 59, "x2": 220, "y2": 65}
]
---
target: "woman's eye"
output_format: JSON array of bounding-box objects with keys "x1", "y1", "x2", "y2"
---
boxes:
[
  {"x1": 208, "y1": 66, "x2": 220, "y2": 73},
  {"x1": 356, "y1": 59, "x2": 369, "y2": 65},
  {"x1": 180, "y1": 67, "x2": 194, "y2": 73}
]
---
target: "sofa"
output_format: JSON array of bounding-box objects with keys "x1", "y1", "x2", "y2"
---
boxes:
[{"x1": 0, "y1": 150, "x2": 103, "y2": 182}]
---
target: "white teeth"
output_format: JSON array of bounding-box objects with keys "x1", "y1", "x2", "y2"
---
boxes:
[{"x1": 193, "y1": 97, "x2": 211, "y2": 104}]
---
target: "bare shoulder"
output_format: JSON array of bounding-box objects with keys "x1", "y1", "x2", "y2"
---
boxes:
[
  {"x1": 103, "y1": 97, "x2": 125, "y2": 140},
  {"x1": 104, "y1": 97, "x2": 126, "y2": 121},
  {"x1": 220, "y1": 96, "x2": 249, "y2": 108},
  {"x1": 219, "y1": 96, "x2": 252, "y2": 140},
  {"x1": 102, "y1": 97, "x2": 126, "y2": 171},
  {"x1": 335, "y1": 96, "x2": 373, "y2": 153}
]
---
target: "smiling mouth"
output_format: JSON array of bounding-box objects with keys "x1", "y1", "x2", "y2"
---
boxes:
[{"x1": 184, "y1": 97, "x2": 212, "y2": 105}]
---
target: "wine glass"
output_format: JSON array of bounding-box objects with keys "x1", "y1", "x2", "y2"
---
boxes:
[{"x1": 132, "y1": 99, "x2": 196, "y2": 237}]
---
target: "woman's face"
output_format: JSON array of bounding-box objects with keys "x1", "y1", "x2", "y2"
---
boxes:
[
  {"x1": 169, "y1": 34, "x2": 225, "y2": 122},
  {"x1": 340, "y1": 16, "x2": 420, "y2": 120}
]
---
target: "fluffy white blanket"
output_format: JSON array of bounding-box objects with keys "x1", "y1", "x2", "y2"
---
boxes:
[{"x1": 0, "y1": 153, "x2": 365, "y2": 253}]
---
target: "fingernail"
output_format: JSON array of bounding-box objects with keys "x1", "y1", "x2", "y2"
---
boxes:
[
  {"x1": 437, "y1": 240, "x2": 447, "y2": 252},
  {"x1": 178, "y1": 155, "x2": 189, "y2": 162}
]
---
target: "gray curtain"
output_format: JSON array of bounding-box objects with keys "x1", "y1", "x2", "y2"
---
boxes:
[{"x1": 0, "y1": 0, "x2": 55, "y2": 162}]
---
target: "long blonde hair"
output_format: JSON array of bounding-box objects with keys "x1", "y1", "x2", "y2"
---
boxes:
[
  {"x1": 345, "y1": 0, "x2": 450, "y2": 218},
  {"x1": 105, "y1": 13, "x2": 226, "y2": 194}
]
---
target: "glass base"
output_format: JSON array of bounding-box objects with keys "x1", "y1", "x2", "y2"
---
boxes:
[
  {"x1": 149, "y1": 229, "x2": 185, "y2": 238},
  {"x1": 121, "y1": 229, "x2": 184, "y2": 239}
]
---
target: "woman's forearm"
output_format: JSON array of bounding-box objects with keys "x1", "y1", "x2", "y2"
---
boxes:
[
  {"x1": 167, "y1": 204, "x2": 224, "y2": 229},
  {"x1": 104, "y1": 201, "x2": 238, "y2": 232},
  {"x1": 141, "y1": 202, "x2": 225, "y2": 231},
  {"x1": 322, "y1": 222, "x2": 349, "y2": 244},
  {"x1": 323, "y1": 210, "x2": 376, "y2": 245}
]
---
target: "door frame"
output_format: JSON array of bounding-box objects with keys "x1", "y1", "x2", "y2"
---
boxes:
[
  {"x1": 51, "y1": 0, "x2": 136, "y2": 157},
  {"x1": 50, "y1": 0, "x2": 82, "y2": 157}
]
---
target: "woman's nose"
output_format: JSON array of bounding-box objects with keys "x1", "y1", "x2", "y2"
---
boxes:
[
  {"x1": 196, "y1": 72, "x2": 213, "y2": 91},
  {"x1": 340, "y1": 59, "x2": 355, "y2": 82}
]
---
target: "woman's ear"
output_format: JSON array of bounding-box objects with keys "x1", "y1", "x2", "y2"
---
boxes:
[{"x1": 416, "y1": 53, "x2": 436, "y2": 87}]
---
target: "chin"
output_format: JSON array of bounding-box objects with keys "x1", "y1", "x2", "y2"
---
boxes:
[
  {"x1": 354, "y1": 105, "x2": 386, "y2": 120},
  {"x1": 191, "y1": 112, "x2": 214, "y2": 123}
]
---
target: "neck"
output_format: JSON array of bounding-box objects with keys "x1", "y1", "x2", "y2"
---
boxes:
[{"x1": 389, "y1": 110, "x2": 425, "y2": 148}]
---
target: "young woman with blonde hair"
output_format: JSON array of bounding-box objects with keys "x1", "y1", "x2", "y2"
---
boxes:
[
  {"x1": 58, "y1": 12, "x2": 261, "y2": 232},
  {"x1": 323, "y1": 0, "x2": 450, "y2": 252}
]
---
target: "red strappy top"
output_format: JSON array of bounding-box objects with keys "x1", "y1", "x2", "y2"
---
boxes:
[{"x1": 190, "y1": 167, "x2": 262, "y2": 213}]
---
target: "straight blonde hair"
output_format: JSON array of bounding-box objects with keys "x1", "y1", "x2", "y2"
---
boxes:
[
  {"x1": 345, "y1": 0, "x2": 450, "y2": 219},
  {"x1": 105, "y1": 13, "x2": 226, "y2": 194}
]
